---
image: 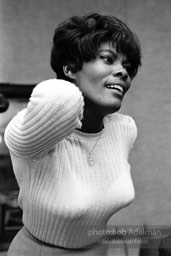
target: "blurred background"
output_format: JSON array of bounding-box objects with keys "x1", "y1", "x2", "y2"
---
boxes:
[{"x1": 0, "y1": 0, "x2": 171, "y2": 255}]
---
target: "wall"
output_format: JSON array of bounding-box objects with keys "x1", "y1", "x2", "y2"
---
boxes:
[{"x1": 0, "y1": 0, "x2": 171, "y2": 227}]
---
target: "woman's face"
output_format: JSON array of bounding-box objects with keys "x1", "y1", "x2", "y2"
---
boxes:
[{"x1": 73, "y1": 42, "x2": 132, "y2": 116}]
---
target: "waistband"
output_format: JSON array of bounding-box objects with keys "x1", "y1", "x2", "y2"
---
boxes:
[
  {"x1": 22, "y1": 226, "x2": 100, "y2": 251},
  {"x1": 23, "y1": 226, "x2": 66, "y2": 249}
]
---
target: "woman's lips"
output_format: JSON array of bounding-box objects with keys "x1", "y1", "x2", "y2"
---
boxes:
[
  {"x1": 106, "y1": 84, "x2": 123, "y2": 93},
  {"x1": 105, "y1": 83, "x2": 124, "y2": 94}
]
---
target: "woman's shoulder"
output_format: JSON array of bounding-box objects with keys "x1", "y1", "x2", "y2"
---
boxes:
[
  {"x1": 105, "y1": 113, "x2": 137, "y2": 142},
  {"x1": 105, "y1": 112, "x2": 136, "y2": 127}
]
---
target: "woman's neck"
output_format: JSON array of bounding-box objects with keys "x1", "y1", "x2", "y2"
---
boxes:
[{"x1": 78, "y1": 106, "x2": 105, "y2": 133}]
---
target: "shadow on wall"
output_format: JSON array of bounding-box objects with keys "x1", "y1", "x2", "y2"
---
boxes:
[
  {"x1": 0, "y1": 94, "x2": 9, "y2": 113},
  {"x1": 138, "y1": 225, "x2": 171, "y2": 256}
]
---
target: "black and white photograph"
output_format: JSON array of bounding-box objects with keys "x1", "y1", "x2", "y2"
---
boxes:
[{"x1": 0, "y1": 0, "x2": 170, "y2": 255}]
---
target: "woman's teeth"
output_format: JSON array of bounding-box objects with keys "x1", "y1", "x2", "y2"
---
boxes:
[{"x1": 106, "y1": 84, "x2": 124, "y2": 93}]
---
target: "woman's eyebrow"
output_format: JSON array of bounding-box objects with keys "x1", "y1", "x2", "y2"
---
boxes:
[
  {"x1": 99, "y1": 49, "x2": 129, "y2": 63},
  {"x1": 99, "y1": 49, "x2": 118, "y2": 58}
]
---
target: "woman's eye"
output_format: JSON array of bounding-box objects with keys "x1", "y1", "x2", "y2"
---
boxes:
[{"x1": 100, "y1": 55, "x2": 113, "y2": 64}]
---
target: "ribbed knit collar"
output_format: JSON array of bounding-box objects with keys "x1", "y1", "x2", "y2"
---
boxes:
[
  {"x1": 72, "y1": 128, "x2": 106, "y2": 141},
  {"x1": 70, "y1": 113, "x2": 117, "y2": 141}
]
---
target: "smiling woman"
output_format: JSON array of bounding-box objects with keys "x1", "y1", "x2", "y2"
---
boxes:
[
  {"x1": 5, "y1": 13, "x2": 141, "y2": 256},
  {"x1": 68, "y1": 42, "x2": 132, "y2": 124}
]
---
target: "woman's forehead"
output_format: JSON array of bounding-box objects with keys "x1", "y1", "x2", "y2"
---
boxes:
[{"x1": 99, "y1": 41, "x2": 115, "y2": 51}]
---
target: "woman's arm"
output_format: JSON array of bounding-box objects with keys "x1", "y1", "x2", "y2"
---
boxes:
[{"x1": 5, "y1": 79, "x2": 84, "y2": 158}]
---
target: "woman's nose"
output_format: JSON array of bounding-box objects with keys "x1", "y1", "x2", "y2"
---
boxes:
[{"x1": 113, "y1": 66, "x2": 128, "y2": 81}]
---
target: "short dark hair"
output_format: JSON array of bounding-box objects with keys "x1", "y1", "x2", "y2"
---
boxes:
[{"x1": 50, "y1": 13, "x2": 141, "y2": 81}]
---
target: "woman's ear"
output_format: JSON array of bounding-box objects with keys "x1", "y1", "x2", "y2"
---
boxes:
[{"x1": 63, "y1": 65, "x2": 76, "y2": 80}]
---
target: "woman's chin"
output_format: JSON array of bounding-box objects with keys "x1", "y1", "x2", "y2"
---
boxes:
[{"x1": 103, "y1": 99, "x2": 122, "y2": 114}]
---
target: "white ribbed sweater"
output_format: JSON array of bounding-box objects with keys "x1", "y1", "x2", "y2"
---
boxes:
[{"x1": 5, "y1": 79, "x2": 137, "y2": 249}]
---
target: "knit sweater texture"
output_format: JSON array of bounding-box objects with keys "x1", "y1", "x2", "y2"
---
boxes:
[{"x1": 5, "y1": 79, "x2": 137, "y2": 249}]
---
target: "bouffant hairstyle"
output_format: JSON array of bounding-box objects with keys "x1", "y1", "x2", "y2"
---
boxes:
[{"x1": 50, "y1": 13, "x2": 141, "y2": 81}]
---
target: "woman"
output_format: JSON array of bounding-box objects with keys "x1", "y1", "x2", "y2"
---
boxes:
[{"x1": 5, "y1": 13, "x2": 141, "y2": 256}]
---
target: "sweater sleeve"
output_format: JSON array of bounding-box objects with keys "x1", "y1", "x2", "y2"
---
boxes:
[
  {"x1": 124, "y1": 115, "x2": 138, "y2": 155},
  {"x1": 124, "y1": 115, "x2": 137, "y2": 156},
  {"x1": 4, "y1": 79, "x2": 84, "y2": 158},
  {"x1": 111, "y1": 113, "x2": 137, "y2": 158}
]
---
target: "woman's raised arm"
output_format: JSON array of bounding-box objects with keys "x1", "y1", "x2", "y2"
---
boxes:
[{"x1": 5, "y1": 79, "x2": 84, "y2": 158}]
